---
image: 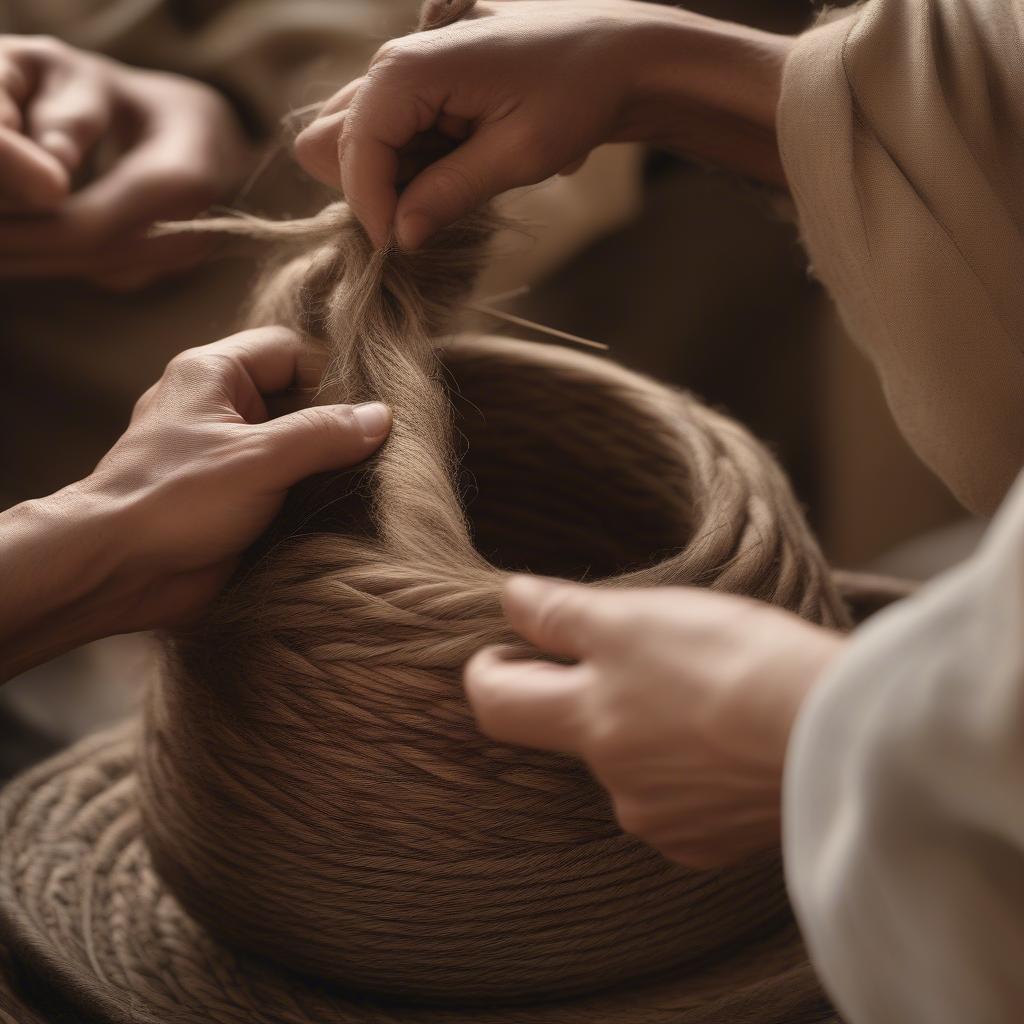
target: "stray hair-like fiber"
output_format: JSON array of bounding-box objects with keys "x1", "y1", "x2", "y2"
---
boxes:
[{"x1": 135, "y1": 200, "x2": 848, "y2": 1020}]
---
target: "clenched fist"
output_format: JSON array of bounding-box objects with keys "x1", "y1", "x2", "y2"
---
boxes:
[{"x1": 0, "y1": 35, "x2": 254, "y2": 287}]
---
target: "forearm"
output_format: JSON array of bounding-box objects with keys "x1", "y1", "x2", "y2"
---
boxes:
[
  {"x1": 0, "y1": 486, "x2": 125, "y2": 682},
  {"x1": 0, "y1": 329, "x2": 391, "y2": 683},
  {"x1": 617, "y1": 5, "x2": 794, "y2": 186}
]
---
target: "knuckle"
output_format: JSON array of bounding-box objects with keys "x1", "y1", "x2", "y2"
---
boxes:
[
  {"x1": 369, "y1": 38, "x2": 406, "y2": 70},
  {"x1": 165, "y1": 346, "x2": 217, "y2": 382},
  {"x1": 368, "y1": 38, "x2": 435, "y2": 82},
  {"x1": 305, "y1": 404, "x2": 356, "y2": 442},
  {"x1": 409, "y1": 89, "x2": 439, "y2": 134}
]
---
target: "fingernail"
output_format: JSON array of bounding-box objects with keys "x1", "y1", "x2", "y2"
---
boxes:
[
  {"x1": 396, "y1": 210, "x2": 432, "y2": 251},
  {"x1": 353, "y1": 402, "x2": 392, "y2": 440}
]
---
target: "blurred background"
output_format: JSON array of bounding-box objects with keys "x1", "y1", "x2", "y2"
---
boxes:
[{"x1": 0, "y1": 0, "x2": 975, "y2": 776}]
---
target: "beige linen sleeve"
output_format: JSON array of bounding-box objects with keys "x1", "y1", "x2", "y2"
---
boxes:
[
  {"x1": 778, "y1": 0, "x2": 1024, "y2": 515},
  {"x1": 784, "y1": 465, "x2": 1024, "y2": 1023}
]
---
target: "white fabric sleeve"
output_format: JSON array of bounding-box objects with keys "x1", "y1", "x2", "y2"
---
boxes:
[{"x1": 784, "y1": 468, "x2": 1024, "y2": 1023}]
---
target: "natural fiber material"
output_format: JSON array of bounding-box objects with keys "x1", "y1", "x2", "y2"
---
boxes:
[
  {"x1": 0, "y1": 205, "x2": 848, "y2": 1023},
  {"x1": 0, "y1": 725, "x2": 841, "y2": 1024}
]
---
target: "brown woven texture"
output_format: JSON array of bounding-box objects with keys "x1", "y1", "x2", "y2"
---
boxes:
[
  {"x1": 0, "y1": 721, "x2": 846, "y2": 1024},
  {"x1": 0, "y1": 208, "x2": 847, "y2": 1023}
]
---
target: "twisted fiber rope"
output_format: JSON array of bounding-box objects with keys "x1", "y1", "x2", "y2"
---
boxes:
[
  {"x1": 0, "y1": 203, "x2": 850, "y2": 1020},
  {"x1": 131, "y1": 197, "x2": 850, "y2": 1014},
  {"x1": 0, "y1": 725, "x2": 839, "y2": 1024},
  {"x1": 0, "y1": 0, "x2": 868, "y2": 1016}
]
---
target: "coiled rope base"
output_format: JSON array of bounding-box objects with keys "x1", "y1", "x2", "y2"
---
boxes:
[
  {"x1": 140, "y1": 332, "x2": 848, "y2": 1006},
  {"x1": 0, "y1": 724, "x2": 837, "y2": 1024},
  {"x1": 0, "y1": 211, "x2": 861, "y2": 1023}
]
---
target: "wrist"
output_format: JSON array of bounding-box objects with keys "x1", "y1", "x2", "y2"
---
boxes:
[
  {"x1": 615, "y1": 5, "x2": 793, "y2": 186},
  {"x1": 0, "y1": 483, "x2": 138, "y2": 680}
]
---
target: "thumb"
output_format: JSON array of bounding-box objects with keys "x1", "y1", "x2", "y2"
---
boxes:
[
  {"x1": 501, "y1": 576, "x2": 601, "y2": 661},
  {"x1": 257, "y1": 402, "x2": 392, "y2": 486},
  {"x1": 393, "y1": 127, "x2": 527, "y2": 250}
]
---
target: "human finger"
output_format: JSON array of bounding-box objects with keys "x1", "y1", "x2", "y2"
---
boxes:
[
  {"x1": 464, "y1": 644, "x2": 589, "y2": 752},
  {"x1": 293, "y1": 108, "x2": 348, "y2": 190},
  {"x1": 293, "y1": 76, "x2": 366, "y2": 187},
  {"x1": 500, "y1": 575, "x2": 613, "y2": 661},
  {"x1": 163, "y1": 327, "x2": 320, "y2": 410},
  {"x1": 392, "y1": 125, "x2": 530, "y2": 250},
  {"x1": 300, "y1": 105, "x2": 474, "y2": 200},
  {"x1": 255, "y1": 401, "x2": 392, "y2": 487},
  {"x1": 25, "y1": 59, "x2": 112, "y2": 172},
  {"x1": 338, "y1": 63, "x2": 452, "y2": 247},
  {"x1": 0, "y1": 114, "x2": 216, "y2": 256},
  {"x1": 0, "y1": 125, "x2": 69, "y2": 207},
  {"x1": 310, "y1": 76, "x2": 365, "y2": 122}
]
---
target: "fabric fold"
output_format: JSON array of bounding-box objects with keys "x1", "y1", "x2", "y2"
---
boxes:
[{"x1": 778, "y1": 0, "x2": 1024, "y2": 515}]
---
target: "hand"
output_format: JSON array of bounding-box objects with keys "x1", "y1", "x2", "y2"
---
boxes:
[
  {"x1": 464, "y1": 576, "x2": 846, "y2": 869},
  {"x1": 294, "y1": 0, "x2": 790, "y2": 250},
  {"x1": 0, "y1": 35, "x2": 254, "y2": 287},
  {"x1": 0, "y1": 327, "x2": 391, "y2": 680},
  {"x1": 81, "y1": 327, "x2": 393, "y2": 627}
]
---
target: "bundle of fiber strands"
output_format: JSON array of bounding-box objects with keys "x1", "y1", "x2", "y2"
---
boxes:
[{"x1": 0, "y1": 203, "x2": 847, "y2": 1024}]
